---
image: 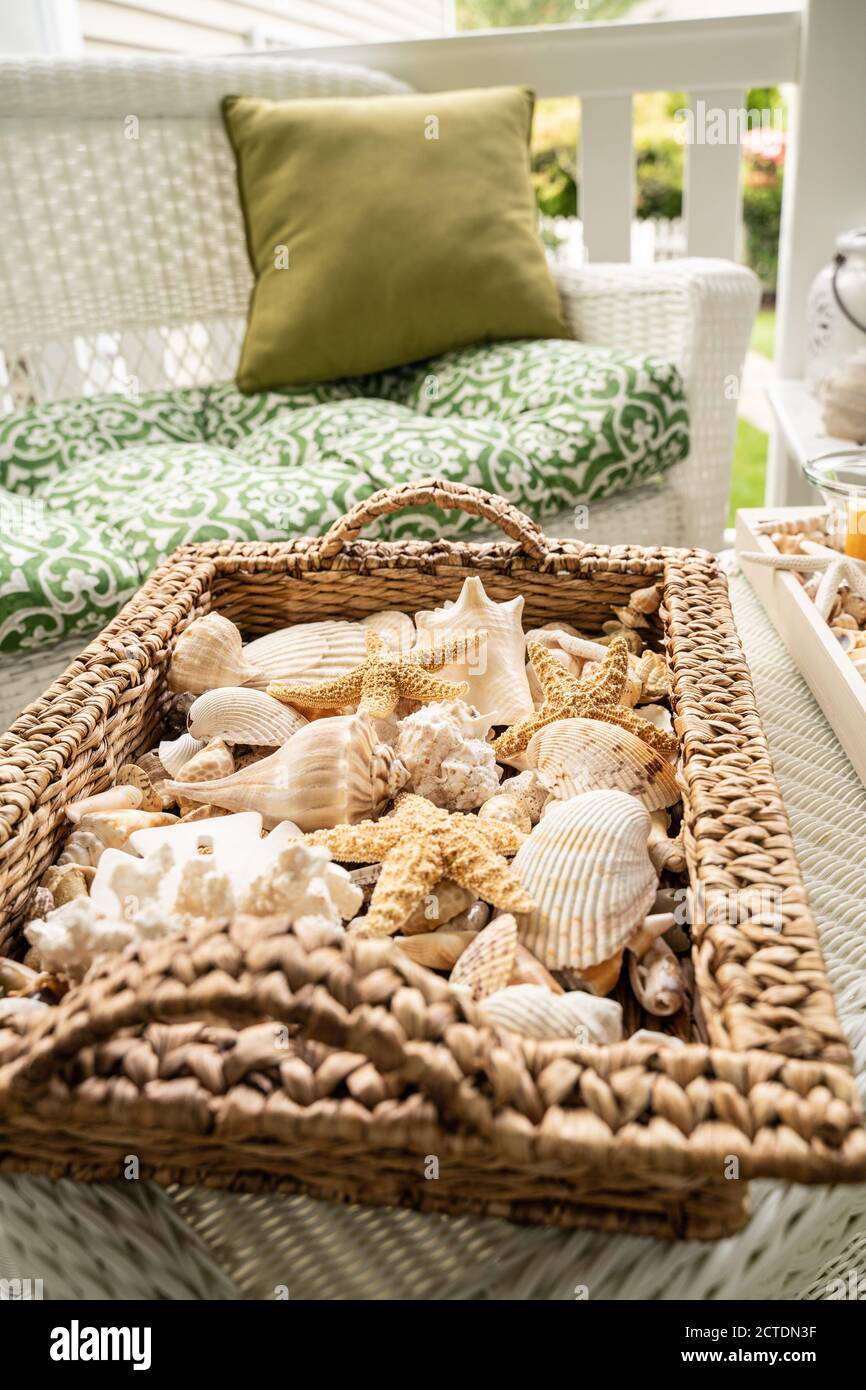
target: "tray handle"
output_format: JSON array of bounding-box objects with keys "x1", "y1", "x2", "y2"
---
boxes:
[{"x1": 310, "y1": 477, "x2": 549, "y2": 562}]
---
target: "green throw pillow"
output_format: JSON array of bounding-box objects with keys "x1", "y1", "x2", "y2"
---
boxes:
[{"x1": 222, "y1": 86, "x2": 571, "y2": 390}]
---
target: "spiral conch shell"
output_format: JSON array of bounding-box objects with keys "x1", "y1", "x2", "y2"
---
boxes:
[
  {"x1": 415, "y1": 576, "x2": 534, "y2": 723},
  {"x1": 526, "y1": 718, "x2": 680, "y2": 811},
  {"x1": 511, "y1": 790, "x2": 658, "y2": 969},
  {"x1": 394, "y1": 700, "x2": 501, "y2": 811},
  {"x1": 168, "y1": 613, "x2": 262, "y2": 693},
  {"x1": 164, "y1": 714, "x2": 407, "y2": 831},
  {"x1": 242, "y1": 620, "x2": 369, "y2": 691},
  {"x1": 188, "y1": 687, "x2": 307, "y2": 745}
]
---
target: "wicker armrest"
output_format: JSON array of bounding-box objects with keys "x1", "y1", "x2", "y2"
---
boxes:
[{"x1": 553, "y1": 259, "x2": 761, "y2": 551}]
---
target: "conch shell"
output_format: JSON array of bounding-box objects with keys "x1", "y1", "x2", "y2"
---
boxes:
[
  {"x1": 628, "y1": 936, "x2": 686, "y2": 1016},
  {"x1": 415, "y1": 576, "x2": 534, "y2": 723},
  {"x1": 188, "y1": 687, "x2": 308, "y2": 745},
  {"x1": 479, "y1": 984, "x2": 623, "y2": 1042},
  {"x1": 394, "y1": 700, "x2": 501, "y2": 811},
  {"x1": 525, "y1": 717, "x2": 680, "y2": 811},
  {"x1": 511, "y1": 790, "x2": 658, "y2": 969},
  {"x1": 168, "y1": 613, "x2": 262, "y2": 693},
  {"x1": 164, "y1": 713, "x2": 407, "y2": 831},
  {"x1": 242, "y1": 620, "x2": 369, "y2": 691}
]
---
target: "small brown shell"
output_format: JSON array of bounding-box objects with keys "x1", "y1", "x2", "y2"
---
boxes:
[
  {"x1": 509, "y1": 942, "x2": 563, "y2": 993},
  {"x1": 40, "y1": 863, "x2": 96, "y2": 905},
  {"x1": 450, "y1": 915, "x2": 518, "y2": 1000},
  {"x1": 402, "y1": 879, "x2": 475, "y2": 934}
]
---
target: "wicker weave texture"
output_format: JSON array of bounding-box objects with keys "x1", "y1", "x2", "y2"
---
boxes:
[{"x1": 0, "y1": 481, "x2": 863, "y2": 1241}]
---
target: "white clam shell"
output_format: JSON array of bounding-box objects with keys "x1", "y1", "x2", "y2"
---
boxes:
[
  {"x1": 158, "y1": 732, "x2": 205, "y2": 776},
  {"x1": 511, "y1": 789, "x2": 658, "y2": 969},
  {"x1": 415, "y1": 576, "x2": 534, "y2": 723},
  {"x1": 168, "y1": 612, "x2": 262, "y2": 694},
  {"x1": 480, "y1": 984, "x2": 623, "y2": 1042},
  {"x1": 163, "y1": 713, "x2": 408, "y2": 831},
  {"x1": 242, "y1": 621, "x2": 368, "y2": 691},
  {"x1": 188, "y1": 687, "x2": 308, "y2": 745},
  {"x1": 526, "y1": 718, "x2": 680, "y2": 811}
]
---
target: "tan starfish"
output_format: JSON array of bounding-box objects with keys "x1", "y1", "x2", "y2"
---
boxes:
[
  {"x1": 268, "y1": 629, "x2": 486, "y2": 719},
  {"x1": 493, "y1": 636, "x2": 678, "y2": 760},
  {"x1": 304, "y1": 793, "x2": 534, "y2": 936}
]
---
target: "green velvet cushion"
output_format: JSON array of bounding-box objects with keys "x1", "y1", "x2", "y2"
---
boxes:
[
  {"x1": 0, "y1": 339, "x2": 689, "y2": 656},
  {"x1": 222, "y1": 86, "x2": 571, "y2": 389}
]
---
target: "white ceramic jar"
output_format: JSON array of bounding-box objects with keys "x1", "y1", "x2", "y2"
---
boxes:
[{"x1": 806, "y1": 229, "x2": 866, "y2": 393}]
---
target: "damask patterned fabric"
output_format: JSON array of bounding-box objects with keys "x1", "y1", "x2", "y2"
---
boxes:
[{"x1": 0, "y1": 339, "x2": 688, "y2": 654}]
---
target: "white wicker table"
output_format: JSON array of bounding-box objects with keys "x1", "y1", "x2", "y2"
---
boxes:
[{"x1": 2, "y1": 560, "x2": 865, "y2": 1301}]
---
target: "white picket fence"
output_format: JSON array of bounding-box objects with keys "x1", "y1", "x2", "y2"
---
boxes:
[{"x1": 542, "y1": 216, "x2": 687, "y2": 268}]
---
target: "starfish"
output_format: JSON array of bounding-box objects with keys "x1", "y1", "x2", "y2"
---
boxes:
[
  {"x1": 268, "y1": 629, "x2": 486, "y2": 718},
  {"x1": 741, "y1": 541, "x2": 866, "y2": 621},
  {"x1": 304, "y1": 793, "x2": 534, "y2": 936},
  {"x1": 493, "y1": 636, "x2": 678, "y2": 760}
]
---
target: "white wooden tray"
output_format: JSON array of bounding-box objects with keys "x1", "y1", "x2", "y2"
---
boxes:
[{"x1": 736, "y1": 506, "x2": 866, "y2": 789}]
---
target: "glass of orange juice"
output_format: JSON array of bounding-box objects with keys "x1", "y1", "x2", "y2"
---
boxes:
[{"x1": 803, "y1": 449, "x2": 866, "y2": 558}]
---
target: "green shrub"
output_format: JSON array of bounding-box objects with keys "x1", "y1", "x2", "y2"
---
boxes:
[{"x1": 743, "y1": 180, "x2": 783, "y2": 294}]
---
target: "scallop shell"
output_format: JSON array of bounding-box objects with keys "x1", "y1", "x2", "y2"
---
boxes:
[
  {"x1": 477, "y1": 793, "x2": 532, "y2": 834},
  {"x1": 188, "y1": 687, "x2": 308, "y2": 745},
  {"x1": 415, "y1": 576, "x2": 534, "y2": 723},
  {"x1": 242, "y1": 621, "x2": 369, "y2": 691},
  {"x1": 66, "y1": 785, "x2": 142, "y2": 823},
  {"x1": 158, "y1": 733, "x2": 205, "y2": 777},
  {"x1": 526, "y1": 718, "x2": 680, "y2": 811},
  {"x1": 361, "y1": 610, "x2": 416, "y2": 653},
  {"x1": 511, "y1": 790, "x2": 658, "y2": 970},
  {"x1": 164, "y1": 713, "x2": 407, "y2": 832},
  {"x1": 480, "y1": 985, "x2": 623, "y2": 1042},
  {"x1": 450, "y1": 915, "x2": 518, "y2": 999},
  {"x1": 168, "y1": 613, "x2": 262, "y2": 693},
  {"x1": 394, "y1": 929, "x2": 478, "y2": 970}
]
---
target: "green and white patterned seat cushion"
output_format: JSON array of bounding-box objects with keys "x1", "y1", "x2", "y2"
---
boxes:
[{"x1": 0, "y1": 339, "x2": 688, "y2": 655}]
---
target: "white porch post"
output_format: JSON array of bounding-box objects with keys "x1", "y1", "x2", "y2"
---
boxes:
[
  {"x1": 768, "y1": 0, "x2": 866, "y2": 504},
  {"x1": 0, "y1": 0, "x2": 82, "y2": 54}
]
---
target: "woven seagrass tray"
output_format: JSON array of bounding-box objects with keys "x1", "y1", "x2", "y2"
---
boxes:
[{"x1": 0, "y1": 479, "x2": 864, "y2": 1241}]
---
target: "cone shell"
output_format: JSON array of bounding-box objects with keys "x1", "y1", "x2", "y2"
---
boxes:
[
  {"x1": 450, "y1": 915, "x2": 518, "y2": 999},
  {"x1": 158, "y1": 733, "x2": 205, "y2": 777},
  {"x1": 66, "y1": 785, "x2": 142, "y2": 823},
  {"x1": 511, "y1": 790, "x2": 658, "y2": 970},
  {"x1": 480, "y1": 985, "x2": 623, "y2": 1042},
  {"x1": 415, "y1": 576, "x2": 534, "y2": 723},
  {"x1": 164, "y1": 713, "x2": 407, "y2": 832},
  {"x1": 242, "y1": 621, "x2": 368, "y2": 691},
  {"x1": 188, "y1": 687, "x2": 308, "y2": 745},
  {"x1": 394, "y1": 929, "x2": 477, "y2": 970},
  {"x1": 168, "y1": 613, "x2": 262, "y2": 693},
  {"x1": 526, "y1": 718, "x2": 680, "y2": 811}
]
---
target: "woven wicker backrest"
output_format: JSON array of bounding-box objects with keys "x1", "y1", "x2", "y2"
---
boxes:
[{"x1": 0, "y1": 55, "x2": 409, "y2": 409}]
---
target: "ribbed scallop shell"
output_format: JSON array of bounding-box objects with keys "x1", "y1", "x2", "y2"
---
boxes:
[
  {"x1": 415, "y1": 576, "x2": 534, "y2": 723},
  {"x1": 242, "y1": 621, "x2": 368, "y2": 691},
  {"x1": 449, "y1": 915, "x2": 518, "y2": 999},
  {"x1": 168, "y1": 613, "x2": 262, "y2": 694},
  {"x1": 511, "y1": 790, "x2": 658, "y2": 969},
  {"x1": 394, "y1": 929, "x2": 478, "y2": 970},
  {"x1": 164, "y1": 713, "x2": 407, "y2": 831},
  {"x1": 526, "y1": 718, "x2": 680, "y2": 811},
  {"x1": 188, "y1": 687, "x2": 308, "y2": 745},
  {"x1": 361, "y1": 610, "x2": 416, "y2": 653},
  {"x1": 158, "y1": 733, "x2": 205, "y2": 777},
  {"x1": 480, "y1": 985, "x2": 623, "y2": 1042}
]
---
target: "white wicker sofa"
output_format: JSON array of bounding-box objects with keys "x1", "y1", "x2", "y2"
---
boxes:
[{"x1": 0, "y1": 53, "x2": 759, "y2": 728}]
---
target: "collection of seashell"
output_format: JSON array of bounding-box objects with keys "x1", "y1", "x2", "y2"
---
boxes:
[{"x1": 6, "y1": 576, "x2": 696, "y2": 1048}]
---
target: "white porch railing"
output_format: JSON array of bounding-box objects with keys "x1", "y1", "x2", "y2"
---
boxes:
[{"x1": 295, "y1": 1, "x2": 866, "y2": 506}]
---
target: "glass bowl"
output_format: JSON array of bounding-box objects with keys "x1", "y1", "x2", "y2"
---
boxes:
[{"x1": 803, "y1": 448, "x2": 866, "y2": 558}]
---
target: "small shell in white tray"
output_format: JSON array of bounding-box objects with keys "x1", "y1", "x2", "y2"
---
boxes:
[
  {"x1": 168, "y1": 612, "x2": 262, "y2": 694},
  {"x1": 66, "y1": 785, "x2": 143, "y2": 823},
  {"x1": 158, "y1": 733, "x2": 205, "y2": 777},
  {"x1": 821, "y1": 349, "x2": 866, "y2": 444},
  {"x1": 361, "y1": 609, "x2": 416, "y2": 653},
  {"x1": 242, "y1": 620, "x2": 369, "y2": 691},
  {"x1": 479, "y1": 984, "x2": 623, "y2": 1043},
  {"x1": 164, "y1": 714, "x2": 407, "y2": 831},
  {"x1": 415, "y1": 576, "x2": 534, "y2": 723},
  {"x1": 395, "y1": 700, "x2": 501, "y2": 811},
  {"x1": 525, "y1": 718, "x2": 680, "y2": 812},
  {"x1": 188, "y1": 687, "x2": 308, "y2": 745},
  {"x1": 511, "y1": 789, "x2": 658, "y2": 970}
]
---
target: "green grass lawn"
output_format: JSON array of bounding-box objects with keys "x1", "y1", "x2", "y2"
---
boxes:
[{"x1": 726, "y1": 308, "x2": 776, "y2": 523}]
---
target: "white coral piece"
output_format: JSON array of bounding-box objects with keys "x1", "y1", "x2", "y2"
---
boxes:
[
  {"x1": 395, "y1": 701, "x2": 502, "y2": 811},
  {"x1": 25, "y1": 895, "x2": 173, "y2": 981},
  {"x1": 239, "y1": 841, "x2": 362, "y2": 923},
  {"x1": 174, "y1": 856, "x2": 235, "y2": 920}
]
